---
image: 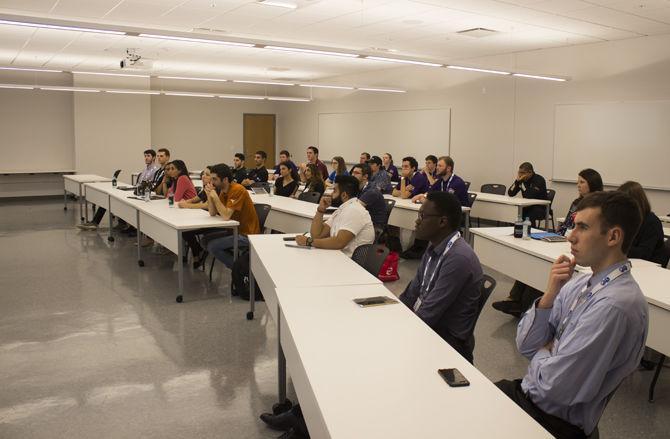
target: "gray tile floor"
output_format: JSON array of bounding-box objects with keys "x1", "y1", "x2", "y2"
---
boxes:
[{"x1": 0, "y1": 198, "x2": 667, "y2": 438}]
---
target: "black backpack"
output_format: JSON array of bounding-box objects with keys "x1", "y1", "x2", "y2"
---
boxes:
[{"x1": 231, "y1": 249, "x2": 264, "y2": 301}]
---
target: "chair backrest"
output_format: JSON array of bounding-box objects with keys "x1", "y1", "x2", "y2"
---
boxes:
[
  {"x1": 468, "y1": 192, "x2": 477, "y2": 207},
  {"x1": 661, "y1": 239, "x2": 670, "y2": 269},
  {"x1": 480, "y1": 183, "x2": 506, "y2": 195},
  {"x1": 252, "y1": 181, "x2": 271, "y2": 190},
  {"x1": 299, "y1": 191, "x2": 322, "y2": 204},
  {"x1": 254, "y1": 203, "x2": 272, "y2": 232},
  {"x1": 546, "y1": 189, "x2": 556, "y2": 205},
  {"x1": 464, "y1": 181, "x2": 471, "y2": 191},
  {"x1": 113, "y1": 169, "x2": 122, "y2": 179},
  {"x1": 476, "y1": 274, "x2": 497, "y2": 322},
  {"x1": 383, "y1": 198, "x2": 396, "y2": 223},
  {"x1": 351, "y1": 244, "x2": 389, "y2": 277}
]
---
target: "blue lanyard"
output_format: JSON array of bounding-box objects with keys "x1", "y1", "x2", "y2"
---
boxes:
[
  {"x1": 420, "y1": 232, "x2": 461, "y2": 295},
  {"x1": 555, "y1": 261, "x2": 632, "y2": 341},
  {"x1": 440, "y1": 174, "x2": 454, "y2": 192}
]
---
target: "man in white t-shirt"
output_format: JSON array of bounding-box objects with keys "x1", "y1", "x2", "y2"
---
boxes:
[{"x1": 295, "y1": 175, "x2": 374, "y2": 256}]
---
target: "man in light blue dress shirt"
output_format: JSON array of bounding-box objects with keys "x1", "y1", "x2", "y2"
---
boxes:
[{"x1": 496, "y1": 191, "x2": 648, "y2": 439}]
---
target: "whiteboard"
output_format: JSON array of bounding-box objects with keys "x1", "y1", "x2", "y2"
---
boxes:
[
  {"x1": 553, "y1": 101, "x2": 670, "y2": 190},
  {"x1": 318, "y1": 108, "x2": 450, "y2": 164}
]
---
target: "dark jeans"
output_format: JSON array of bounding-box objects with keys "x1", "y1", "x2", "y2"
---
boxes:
[
  {"x1": 522, "y1": 205, "x2": 547, "y2": 226},
  {"x1": 183, "y1": 230, "x2": 203, "y2": 258},
  {"x1": 495, "y1": 379, "x2": 590, "y2": 439},
  {"x1": 508, "y1": 281, "x2": 544, "y2": 310}
]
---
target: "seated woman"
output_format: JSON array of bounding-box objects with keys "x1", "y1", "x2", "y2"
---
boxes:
[
  {"x1": 618, "y1": 180, "x2": 666, "y2": 265},
  {"x1": 382, "y1": 152, "x2": 399, "y2": 182},
  {"x1": 326, "y1": 156, "x2": 348, "y2": 185},
  {"x1": 178, "y1": 166, "x2": 212, "y2": 209},
  {"x1": 294, "y1": 163, "x2": 325, "y2": 199},
  {"x1": 558, "y1": 168, "x2": 603, "y2": 235},
  {"x1": 166, "y1": 160, "x2": 197, "y2": 202},
  {"x1": 492, "y1": 168, "x2": 604, "y2": 318},
  {"x1": 274, "y1": 163, "x2": 299, "y2": 197}
]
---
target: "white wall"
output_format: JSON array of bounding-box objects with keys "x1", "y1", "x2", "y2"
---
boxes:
[
  {"x1": 150, "y1": 95, "x2": 279, "y2": 172},
  {"x1": 276, "y1": 33, "x2": 670, "y2": 218}
]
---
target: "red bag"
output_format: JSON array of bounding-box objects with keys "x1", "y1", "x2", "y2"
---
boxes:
[{"x1": 378, "y1": 251, "x2": 400, "y2": 282}]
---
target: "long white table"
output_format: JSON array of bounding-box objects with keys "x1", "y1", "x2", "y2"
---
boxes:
[
  {"x1": 471, "y1": 226, "x2": 670, "y2": 401},
  {"x1": 384, "y1": 194, "x2": 472, "y2": 240},
  {"x1": 277, "y1": 283, "x2": 551, "y2": 439},
  {"x1": 250, "y1": 193, "x2": 320, "y2": 233},
  {"x1": 469, "y1": 191, "x2": 551, "y2": 227},
  {"x1": 659, "y1": 215, "x2": 670, "y2": 224},
  {"x1": 84, "y1": 181, "x2": 239, "y2": 302},
  {"x1": 63, "y1": 174, "x2": 111, "y2": 222}
]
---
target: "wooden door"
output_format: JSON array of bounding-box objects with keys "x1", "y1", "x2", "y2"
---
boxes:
[{"x1": 243, "y1": 114, "x2": 276, "y2": 168}]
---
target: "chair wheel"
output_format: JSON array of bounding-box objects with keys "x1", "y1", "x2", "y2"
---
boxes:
[
  {"x1": 272, "y1": 399, "x2": 293, "y2": 415},
  {"x1": 80, "y1": 217, "x2": 85, "y2": 221},
  {"x1": 246, "y1": 311, "x2": 254, "y2": 320},
  {"x1": 64, "y1": 206, "x2": 67, "y2": 210},
  {"x1": 176, "y1": 295, "x2": 183, "y2": 303},
  {"x1": 108, "y1": 236, "x2": 115, "y2": 242},
  {"x1": 138, "y1": 260, "x2": 144, "y2": 267}
]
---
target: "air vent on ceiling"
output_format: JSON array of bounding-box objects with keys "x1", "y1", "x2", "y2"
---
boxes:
[{"x1": 456, "y1": 27, "x2": 498, "y2": 38}]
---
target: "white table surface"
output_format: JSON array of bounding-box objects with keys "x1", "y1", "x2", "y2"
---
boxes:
[
  {"x1": 659, "y1": 215, "x2": 670, "y2": 224},
  {"x1": 276, "y1": 283, "x2": 551, "y2": 439},
  {"x1": 469, "y1": 191, "x2": 551, "y2": 207},
  {"x1": 664, "y1": 227, "x2": 670, "y2": 238},
  {"x1": 250, "y1": 193, "x2": 319, "y2": 219},
  {"x1": 64, "y1": 174, "x2": 111, "y2": 183}
]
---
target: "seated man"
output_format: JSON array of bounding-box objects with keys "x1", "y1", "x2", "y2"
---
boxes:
[
  {"x1": 206, "y1": 163, "x2": 260, "y2": 268},
  {"x1": 351, "y1": 163, "x2": 387, "y2": 228},
  {"x1": 392, "y1": 156, "x2": 429, "y2": 199},
  {"x1": 399, "y1": 192, "x2": 483, "y2": 363},
  {"x1": 367, "y1": 155, "x2": 393, "y2": 194},
  {"x1": 241, "y1": 150, "x2": 269, "y2": 187},
  {"x1": 412, "y1": 156, "x2": 469, "y2": 206},
  {"x1": 271, "y1": 149, "x2": 297, "y2": 180},
  {"x1": 350, "y1": 151, "x2": 370, "y2": 174},
  {"x1": 508, "y1": 161, "x2": 548, "y2": 224},
  {"x1": 299, "y1": 145, "x2": 329, "y2": 181},
  {"x1": 295, "y1": 175, "x2": 374, "y2": 257},
  {"x1": 78, "y1": 148, "x2": 159, "y2": 230},
  {"x1": 421, "y1": 154, "x2": 438, "y2": 186},
  {"x1": 232, "y1": 153, "x2": 248, "y2": 184},
  {"x1": 495, "y1": 191, "x2": 647, "y2": 439},
  {"x1": 152, "y1": 148, "x2": 171, "y2": 196}
]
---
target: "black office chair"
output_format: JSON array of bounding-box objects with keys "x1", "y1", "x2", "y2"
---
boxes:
[
  {"x1": 467, "y1": 192, "x2": 478, "y2": 228},
  {"x1": 351, "y1": 244, "x2": 389, "y2": 277},
  {"x1": 464, "y1": 181, "x2": 471, "y2": 192},
  {"x1": 298, "y1": 191, "x2": 322, "y2": 204},
  {"x1": 113, "y1": 169, "x2": 122, "y2": 179},
  {"x1": 374, "y1": 198, "x2": 397, "y2": 244},
  {"x1": 208, "y1": 203, "x2": 272, "y2": 281},
  {"x1": 251, "y1": 181, "x2": 271, "y2": 191},
  {"x1": 545, "y1": 189, "x2": 556, "y2": 231},
  {"x1": 659, "y1": 238, "x2": 670, "y2": 268},
  {"x1": 480, "y1": 183, "x2": 506, "y2": 195},
  {"x1": 383, "y1": 198, "x2": 396, "y2": 222},
  {"x1": 465, "y1": 274, "x2": 497, "y2": 364}
]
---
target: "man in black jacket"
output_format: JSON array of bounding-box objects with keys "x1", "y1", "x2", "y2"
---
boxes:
[{"x1": 508, "y1": 162, "x2": 548, "y2": 225}]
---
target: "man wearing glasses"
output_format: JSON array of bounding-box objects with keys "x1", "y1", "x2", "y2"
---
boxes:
[{"x1": 399, "y1": 191, "x2": 484, "y2": 363}]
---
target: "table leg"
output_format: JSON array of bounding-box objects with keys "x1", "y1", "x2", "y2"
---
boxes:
[
  {"x1": 277, "y1": 303, "x2": 287, "y2": 403},
  {"x1": 136, "y1": 210, "x2": 143, "y2": 266},
  {"x1": 63, "y1": 189, "x2": 68, "y2": 211},
  {"x1": 107, "y1": 196, "x2": 115, "y2": 242},
  {"x1": 545, "y1": 205, "x2": 550, "y2": 231},
  {"x1": 78, "y1": 191, "x2": 84, "y2": 222},
  {"x1": 649, "y1": 355, "x2": 666, "y2": 402},
  {"x1": 176, "y1": 230, "x2": 185, "y2": 303},
  {"x1": 233, "y1": 226, "x2": 239, "y2": 262},
  {"x1": 464, "y1": 210, "x2": 471, "y2": 243},
  {"x1": 247, "y1": 269, "x2": 255, "y2": 320}
]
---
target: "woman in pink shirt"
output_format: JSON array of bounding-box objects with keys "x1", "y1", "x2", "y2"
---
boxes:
[{"x1": 167, "y1": 160, "x2": 197, "y2": 202}]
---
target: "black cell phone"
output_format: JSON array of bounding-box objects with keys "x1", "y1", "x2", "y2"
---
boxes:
[
  {"x1": 438, "y1": 368, "x2": 470, "y2": 387},
  {"x1": 353, "y1": 296, "x2": 398, "y2": 307},
  {"x1": 282, "y1": 237, "x2": 296, "y2": 241},
  {"x1": 284, "y1": 244, "x2": 311, "y2": 249}
]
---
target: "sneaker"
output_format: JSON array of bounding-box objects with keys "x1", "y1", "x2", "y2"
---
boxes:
[
  {"x1": 491, "y1": 300, "x2": 523, "y2": 317},
  {"x1": 76, "y1": 222, "x2": 98, "y2": 231}
]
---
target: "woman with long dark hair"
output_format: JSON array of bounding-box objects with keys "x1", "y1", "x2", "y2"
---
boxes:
[
  {"x1": 382, "y1": 152, "x2": 399, "y2": 182},
  {"x1": 558, "y1": 168, "x2": 603, "y2": 235},
  {"x1": 167, "y1": 159, "x2": 197, "y2": 202},
  {"x1": 618, "y1": 180, "x2": 665, "y2": 264},
  {"x1": 326, "y1": 156, "x2": 348, "y2": 184},
  {"x1": 274, "y1": 163, "x2": 300, "y2": 197},
  {"x1": 295, "y1": 163, "x2": 325, "y2": 197}
]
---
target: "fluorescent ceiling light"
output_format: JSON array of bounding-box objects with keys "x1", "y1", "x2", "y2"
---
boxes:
[
  {"x1": 365, "y1": 56, "x2": 443, "y2": 67},
  {"x1": 512, "y1": 73, "x2": 566, "y2": 82},
  {"x1": 234, "y1": 80, "x2": 295, "y2": 86},
  {"x1": 299, "y1": 84, "x2": 354, "y2": 90},
  {"x1": 264, "y1": 45, "x2": 358, "y2": 58},
  {"x1": 73, "y1": 71, "x2": 149, "y2": 78},
  {"x1": 158, "y1": 75, "x2": 229, "y2": 82},
  {"x1": 0, "y1": 66, "x2": 62, "y2": 73},
  {"x1": 164, "y1": 92, "x2": 216, "y2": 97},
  {"x1": 139, "y1": 33, "x2": 254, "y2": 48},
  {"x1": 219, "y1": 94, "x2": 265, "y2": 100},
  {"x1": 257, "y1": 0, "x2": 298, "y2": 9},
  {"x1": 106, "y1": 90, "x2": 160, "y2": 95},
  {"x1": 357, "y1": 87, "x2": 406, "y2": 93},
  {"x1": 447, "y1": 65, "x2": 510, "y2": 75},
  {"x1": 0, "y1": 19, "x2": 124, "y2": 35},
  {"x1": 267, "y1": 96, "x2": 311, "y2": 102},
  {"x1": 0, "y1": 83, "x2": 35, "y2": 89},
  {"x1": 40, "y1": 87, "x2": 100, "y2": 92}
]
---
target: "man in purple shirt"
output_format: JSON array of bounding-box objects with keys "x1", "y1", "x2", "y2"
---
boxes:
[
  {"x1": 412, "y1": 156, "x2": 469, "y2": 207},
  {"x1": 392, "y1": 156, "x2": 429, "y2": 199}
]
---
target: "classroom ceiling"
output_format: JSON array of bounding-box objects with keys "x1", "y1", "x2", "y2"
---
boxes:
[{"x1": 1, "y1": 0, "x2": 669, "y2": 84}]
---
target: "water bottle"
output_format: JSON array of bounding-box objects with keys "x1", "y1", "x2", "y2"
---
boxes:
[
  {"x1": 143, "y1": 182, "x2": 151, "y2": 202},
  {"x1": 522, "y1": 217, "x2": 532, "y2": 240},
  {"x1": 513, "y1": 215, "x2": 524, "y2": 238},
  {"x1": 168, "y1": 193, "x2": 174, "y2": 207},
  {"x1": 112, "y1": 176, "x2": 117, "y2": 187}
]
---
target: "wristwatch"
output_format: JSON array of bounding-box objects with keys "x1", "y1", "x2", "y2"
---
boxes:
[{"x1": 306, "y1": 237, "x2": 314, "y2": 247}]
